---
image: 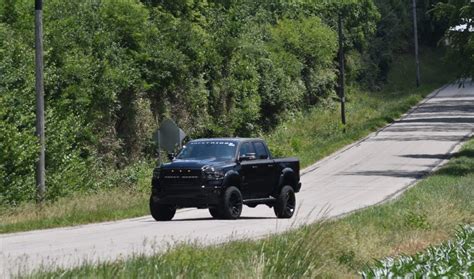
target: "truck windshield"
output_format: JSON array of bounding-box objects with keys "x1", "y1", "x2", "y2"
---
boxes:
[{"x1": 176, "y1": 141, "x2": 237, "y2": 160}]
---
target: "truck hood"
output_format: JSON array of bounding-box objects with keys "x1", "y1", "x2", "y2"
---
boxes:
[{"x1": 161, "y1": 158, "x2": 235, "y2": 170}]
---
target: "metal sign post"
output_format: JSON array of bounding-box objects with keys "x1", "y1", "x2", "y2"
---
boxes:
[
  {"x1": 35, "y1": 0, "x2": 46, "y2": 203},
  {"x1": 153, "y1": 130, "x2": 161, "y2": 166}
]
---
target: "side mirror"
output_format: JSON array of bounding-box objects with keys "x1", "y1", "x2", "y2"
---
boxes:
[
  {"x1": 167, "y1": 153, "x2": 175, "y2": 161},
  {"x1": 239, "y1": 153, "x2": 256, "y2": 161}
]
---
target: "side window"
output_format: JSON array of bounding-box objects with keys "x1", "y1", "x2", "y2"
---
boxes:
[
  {"x1": 239, "y1": 142, "x2": 255, "y2": 156},
  {"x1": 254, "y1": 142, "x2": 269, "y2": 159}
]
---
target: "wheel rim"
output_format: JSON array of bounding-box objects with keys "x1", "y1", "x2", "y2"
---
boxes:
[
  {"x1": 229, "y1": 192, "x2": 242, "y2": 216},
  {"x1": 286, "y1": 191, "x2": 295, "y2": 214}
]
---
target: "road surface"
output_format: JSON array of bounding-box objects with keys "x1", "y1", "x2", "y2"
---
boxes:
[{"x1": 1, "y1": 82, "x2": 473, "y2": 277}]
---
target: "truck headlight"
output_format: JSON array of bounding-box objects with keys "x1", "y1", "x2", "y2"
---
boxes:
[
  {"x1": 202, "y1": 166, "x2": 225, "y2": 180},
  {"x1": 207, "y1": 170, "x2": 225, "y2": 180}
]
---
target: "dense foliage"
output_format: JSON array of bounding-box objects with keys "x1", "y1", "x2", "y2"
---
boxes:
[
  {"x1": 362, "y1": 225, "x2": 474, "y2": 278},
  {"x1": 432, "y1": 0, "x2": 474, "y2": 80},
  {"x1": 0, "y1": 0, "x2": 452, "y2": 205}
]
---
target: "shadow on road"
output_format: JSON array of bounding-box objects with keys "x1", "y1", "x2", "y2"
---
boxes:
[
  {"x1": 383, "y1": 125, "x2": 470, "y2": 133},
  {"x1": 400, "y1": 154, "x2": 452, "y2": 160},
  {"x1": 174, "y1": 216, "x2": 276, "y2": 222},
  {"x1": 341, "y1": 148, "x2": 474, "y2": 179},
  {"x1": 340, "y1": 170, "x2": 429, "y2": 179},
  {"x1": 397, "y1": 117, "x2": 474, "y2": 124},
  {"x1": 369, "y1": 134, "x2": 464, "y2": 142},
  {"x1": 141, "y1": 216, "x2": 276, "y2": 223},
  {"x1": 414, "y1": 101, "x2": 474, "y2": 114}
]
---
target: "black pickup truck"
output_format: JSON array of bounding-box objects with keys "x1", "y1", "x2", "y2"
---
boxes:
[{"x1": 150, "y1": 138, "x2": 301, "y2": 221}]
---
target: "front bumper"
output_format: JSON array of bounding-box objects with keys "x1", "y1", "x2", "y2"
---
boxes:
[{"x1": 151, "y1": 184, "x2": 223, "y2": 208}]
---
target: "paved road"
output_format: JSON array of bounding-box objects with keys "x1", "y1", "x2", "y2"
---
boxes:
[{"x1": 1, "y1": 83, "x2": 474, "y2": 277}]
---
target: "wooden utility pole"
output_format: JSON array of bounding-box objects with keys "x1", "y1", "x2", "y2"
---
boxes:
[
  {"x1": 412, "y1": 0, "x2": 421, "y2": 87},
  {"x1": 338, "y1": 14, "x2": 346, "y2": 125},
  {"x1": 35, "y1": 0, "x2": 46, "y2": 203}
]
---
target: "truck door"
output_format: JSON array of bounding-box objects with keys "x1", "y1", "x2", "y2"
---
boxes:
[
  {"x1": 238, "y1": 142, "x2": 258, "y2": 198},
  {"x1": 252, "y1": 141, "x2": 275, "y2": 195}
]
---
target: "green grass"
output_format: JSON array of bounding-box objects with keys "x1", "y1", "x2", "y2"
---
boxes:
[
  {"x1": 0, "y1": 162, "x2": 152, "y2": 234},
  {"x1": 0, "y1": 189, "x2": 149, "y2": 234},
  {"x1": 0, "y1": 48, "x2": 457, "y2": 234},
  {"x1": 26, "y1": 138, "x2": 474, "y2": 278}
]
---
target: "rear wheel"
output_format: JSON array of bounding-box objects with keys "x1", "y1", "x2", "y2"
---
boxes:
[
  {"x1": 274, "y1": 186, "x2": 296, "y2": 218},
  {"x1": 220, "y1": 186, "x2": 243, "y2": 219},
  {"x1": 149, "y1": 197, "x2": 176, "y2": 221}
]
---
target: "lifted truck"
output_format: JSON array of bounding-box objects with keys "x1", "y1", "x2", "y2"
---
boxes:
[{"x1": 150, "y1": 138, "x2": 301, "y2": 221}]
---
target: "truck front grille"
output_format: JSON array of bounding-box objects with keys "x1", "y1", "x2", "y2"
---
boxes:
[{"x1": 161, "y1": 169, "x2": 203, "y2": 194}]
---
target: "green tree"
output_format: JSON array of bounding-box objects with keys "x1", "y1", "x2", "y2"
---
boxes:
[{"x1": 433, "y1": 0, "x2": 473, "y2": 79}]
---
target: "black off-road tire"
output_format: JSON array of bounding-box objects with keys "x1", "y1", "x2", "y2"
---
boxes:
[
  {"x1": 274, "y1": 185, "x2": 296, "y2": 218},
  {"x1": 149, "y1": 197, "x2": 176, "y2": 221},
  {"x1": 219, "y1": 186, "x2": 243, "y2": 219},
  {"x1": 209, "y1": 207, "x2": 223, "y2": 219}
]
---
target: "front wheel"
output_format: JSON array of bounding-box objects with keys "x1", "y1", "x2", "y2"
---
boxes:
[
  {"x1": 209, "y1": 207, "x2": 223, "y2": 219},
  {"x1": 274, "y1": 186, "x2": 296, "y2": 218},
  {"x1": 219, "y1": 186, "x2": 243, "y2": 219},
  {"x1": 150, "y1": 197, "x2": 176, "y2": 221}
]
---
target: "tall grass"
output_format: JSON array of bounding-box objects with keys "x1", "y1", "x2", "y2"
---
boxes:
[
  {"x1": 0, "y1": 189, "x2": 149, "y2": 233},
  {"x1": 0, "y1": 162, "x2": 152, "y2": 233}
]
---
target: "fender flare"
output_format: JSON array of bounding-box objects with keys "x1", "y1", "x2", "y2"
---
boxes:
[
  {"x1": 277, "y1": 168, "x2": 298, "y2": 193},
  {"x1": 222, "y1": 170, "x2": 241, "y2": 189}
]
